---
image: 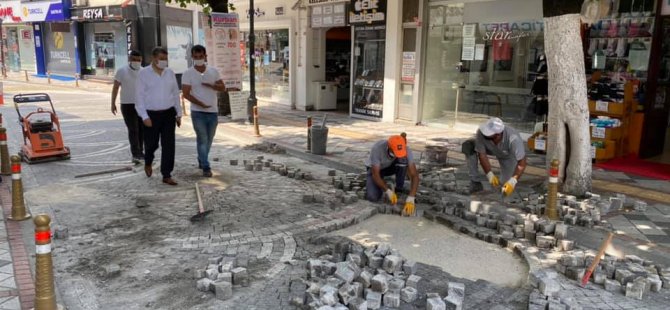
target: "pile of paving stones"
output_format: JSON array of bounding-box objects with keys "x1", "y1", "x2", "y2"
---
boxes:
[
  {"x1": 290, "y1": 240, "x2": 465, "y2": 309},
  {"x1": 194, "y1": 256, "x2": 249, "y2": 301},
  {"x1": 243, "y1": 142, "x2": 286, "y2": 154},
  {"x1": 231, "y1": 155, "x2": 315, "y2": 180},
  {"x1": 530, "y1": 253, "x2": 668, "y2": 303}
]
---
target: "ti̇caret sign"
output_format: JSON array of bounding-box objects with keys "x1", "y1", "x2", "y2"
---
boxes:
[
  {"x1": 21, "y1": 0, "x2": 68, "y2": 22},
  {"x1": 0, "y1": 1, "x2": 22, "y2": 23},
  {"x1": 349, "y1": 0, "x2": 386, "y2": 24}
]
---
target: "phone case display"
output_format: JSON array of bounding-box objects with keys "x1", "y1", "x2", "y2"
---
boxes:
[
  {"x1": 585, "y1": 1, "x2": 654, "y2": 80},
  {"x1": 351, "y1": 25, "x2": 386, "y2": 119}
]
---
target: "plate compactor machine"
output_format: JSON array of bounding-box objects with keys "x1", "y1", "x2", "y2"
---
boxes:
[{"x1": 13, "y1": 93, "x2": 70, "y2": 164}]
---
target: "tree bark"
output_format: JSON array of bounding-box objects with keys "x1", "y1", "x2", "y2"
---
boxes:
[{"x1": 544, "y1": 13, "x2": 592, "y2": 196}]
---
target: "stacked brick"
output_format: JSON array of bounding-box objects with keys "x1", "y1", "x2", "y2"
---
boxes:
[
  {"x1": 290, "y1": 240, "x2": 465, "y2": 310},
  {"x1": 194, "y1": 256, "x2": 250, "y2": 301}
]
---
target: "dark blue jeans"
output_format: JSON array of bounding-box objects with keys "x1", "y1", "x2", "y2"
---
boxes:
[
  {"x1": 365, "y1": 161, "x2": 407, "y2": 202},
  {"x1": 191, "y1": 111, "x2": 218, "y2": 171}
]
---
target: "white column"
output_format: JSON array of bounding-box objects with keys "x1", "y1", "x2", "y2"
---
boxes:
[{"x1": 382, "y1": 0, "x2": 402, "y2": 122}]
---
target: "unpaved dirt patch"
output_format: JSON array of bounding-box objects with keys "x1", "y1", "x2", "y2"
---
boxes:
[{"x1": 330, "y1": 214, "x2": 528, "y2": 287}]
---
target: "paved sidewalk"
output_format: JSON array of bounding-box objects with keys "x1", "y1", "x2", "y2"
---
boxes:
[
  {"x1": 0, "y1": 183, "x2": 34, "y2": 310},
  {"x1": 217, "y1": 101, "x2": 670, "y2": 250}
]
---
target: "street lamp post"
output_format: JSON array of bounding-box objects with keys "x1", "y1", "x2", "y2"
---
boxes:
[{"x1": 247, "y1": 0, "x2": 257, "y2": 123}]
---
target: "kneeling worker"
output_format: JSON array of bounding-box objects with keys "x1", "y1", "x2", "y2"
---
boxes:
[
  {"x1": 365, "y1": 134, "x2": 420, "y2": 216},
  {"x1": 463, "y1": 117, "x2": 527, "y2": 196}
]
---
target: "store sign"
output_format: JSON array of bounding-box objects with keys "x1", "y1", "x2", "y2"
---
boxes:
[
  {"x1": 275, "y1": 7, "x2": 284, "y2": 16},
  {"x1": 126, "y1": 23, "x2": 132, "y2": 52},
  {"x1": 209, "y1": 13, "x2": 242, "y2": 90},
  {"x1": 311, "y1": 3, "x2": 346, "y2": 28},
  {"x1": 306, "y1": 0, "x2": 348, "y2": 5},
  {"x1": 82, "y1": 7, "x2": 104, "y2": 20},
  {"x1": 21, "y1": 1, "x2": 66, "y2": 22},
  {"x1": 0, "y1": 1, "x2": 21, "y2": 23},
  {"x1": 349, "y1": 0, "x2": 386, "y2": 24}
]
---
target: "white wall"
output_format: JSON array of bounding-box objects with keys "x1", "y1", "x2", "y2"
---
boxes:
[{"x1": 383, "y1": 0, "x2": 402, "y2": 122}]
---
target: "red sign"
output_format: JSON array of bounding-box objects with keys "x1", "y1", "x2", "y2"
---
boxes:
[
  {"x1": 0, "y1": 7, "x2": 14, "y2": 18},
  {"x1": 21, "y1": 30, "x2": 31, "y2": 40}
]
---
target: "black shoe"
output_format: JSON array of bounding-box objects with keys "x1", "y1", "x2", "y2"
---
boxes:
[
  {"x1": 132, "y1": 157, "x2": 142, "y2": 165},
  {"x1": 469, "y1": 181, "x2": 484, "y2": 194},
  {"x1": 203, "y1": 170, "x2": 213, "y2": 177}
]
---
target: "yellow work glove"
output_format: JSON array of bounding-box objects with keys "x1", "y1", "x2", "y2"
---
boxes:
[
  {"x1": 385, "y1": 189, "x2": 398, "y2": 205},
  {"x1": 402, "y1": 196, "x2": 416, "y2": 216},
  {"x1": 486, "y1": 171, "x2": 500, "y2": 187},
  {"x1": 502, "y1": 177, "x2": 518, "y2": 196}
]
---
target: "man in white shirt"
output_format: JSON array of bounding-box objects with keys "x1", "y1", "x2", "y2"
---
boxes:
[
  {"x1": 135, "y1": 47, "x2": 182, "y2": 186},
  {"x1": 182, "y1": 45, "x2": 226, "y2": 177},
  {"x1": 111, "y1": 50, "x2": 144, "y2": 164}
]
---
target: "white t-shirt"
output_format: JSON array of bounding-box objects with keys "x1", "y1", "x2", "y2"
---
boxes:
[
  {"x1": 182, "y1": 66, "x2": 221, "y2": 114},
  {"x1": 114, "y1": 65, "x2": 140, "y2": 104}
]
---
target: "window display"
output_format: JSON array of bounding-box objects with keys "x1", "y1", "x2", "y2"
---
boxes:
[
  {"x1": 241, "y1": 29, "x2": 290, "y2": 105},
  {"x1": 352, "y1": 25, "x2": 386, "y2": 119},
  {"x1": 421, "y1": 0, "x2": 544, "y2": 132},
  {"x1": 83, "y1": 22, "x2": 128, "y2": 77}
]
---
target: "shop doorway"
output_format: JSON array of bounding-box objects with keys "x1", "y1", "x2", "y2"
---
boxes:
[
  {"x1": 325, "y1": 27, "x2": 351, "y2": 113},
  {"x1": 241, "y1": 29, "x2": 290, "y2": 105}
]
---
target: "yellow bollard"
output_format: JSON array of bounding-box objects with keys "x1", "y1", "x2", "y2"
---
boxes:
[
  {"x1": 75, "y1": 74, "x2": 79, "y2": 88},
  {"x1": 307, "y1": 116, "x2": 312, "y2": 151},
  {"x1": 9, "y1": 155, "x2": 31, "y2": 221},
  {"x1": 253, "y1": 106, "x2": 261, "y2": 137},
  {"x1": 0, "y1": 128, "x2": 10, "y2": 175},
  {"x1": 34, "y1": 214, "x2": 62, "y2": 310},
  {"x1": 546, "y1": 159, "x2": 560, "y2": 220},
  {"x1": 47, "y1": 71, "x2": 51, "y2": 84},
  {"x1": 25, "y1": 70, "x2": 29, "y2": 82}
]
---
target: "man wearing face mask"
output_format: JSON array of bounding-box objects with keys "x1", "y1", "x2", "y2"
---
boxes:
[
  {"x1": 365, "y1": 134, "x2": 420, "y2": 216},
  {"x1": 181, "y1": 45, "x2": 226, "y2": 177},
  {"x1": 462, "y1": 117, "x2": 527, "y2": 196},
  {"x1": 135, "y1": 47, "x2": 183, "y2": 186},
  {"x1": 111, "y1": 50, "x2": 144, "y2": 164}
]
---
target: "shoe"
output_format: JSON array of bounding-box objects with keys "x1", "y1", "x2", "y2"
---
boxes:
[
  {"x1": 144, "y1": 165, "x2": 152, "y2": 177},
  {"x1": 469, "y1": 181, "x2": 484, "y2": 194},
  {"x1": 132, "y1": 157, "x2": 142, "y2": 165},
  {"x1": 162, "y1": 178, "x2": 178, "y2": 186},
  {"x1": 203, "y1": 170, "x2": 213, "y2": 177}
]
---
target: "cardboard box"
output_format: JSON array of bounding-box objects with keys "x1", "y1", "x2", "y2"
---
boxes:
[
  {"x1": 588, "y1": 100, "x2": 627, "y2": 116},
  {"x1": 592, "y1": 140, "x2": 616, "y2": 161}
]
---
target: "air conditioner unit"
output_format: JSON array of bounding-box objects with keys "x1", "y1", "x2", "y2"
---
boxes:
[{"x1": 74, "y1": 0, "x2": 89, "y2": 7}]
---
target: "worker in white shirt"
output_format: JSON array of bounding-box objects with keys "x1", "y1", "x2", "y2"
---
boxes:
[
  {"x1": 111, "y1": 50, "x2": 144, "y2": 164},
  {"x1": 135, "y1": 47, "x2": 183, "y2": 186},
  {"x1": 181, "y1": 45, "x2": 227, "y2": 177}
]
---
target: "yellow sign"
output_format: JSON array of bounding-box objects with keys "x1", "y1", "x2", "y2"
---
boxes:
[{"x1": 53, "y1": 32, "x2": 63, "y2": 49}]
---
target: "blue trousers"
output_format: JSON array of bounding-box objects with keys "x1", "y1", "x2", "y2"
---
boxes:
[
  {"x1": 365, "y1": 162, "x2": 407, "y2": 202},
  {"x1": 191, "y1": 111, "x2": 218, "y2": 171}
]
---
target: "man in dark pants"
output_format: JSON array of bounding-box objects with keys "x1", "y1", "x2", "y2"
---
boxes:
[
  {"x1": 365, "y1": 134, "x2": 420, "y2": 216},
  {"x1": 135, "y1": 47, "x2": 182, "y2": 185},
  {"x1": 111, "y1": 50, "x2": 144, "y2": 164}
]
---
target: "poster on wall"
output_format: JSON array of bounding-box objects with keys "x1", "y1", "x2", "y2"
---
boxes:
[
  {"x1": 166, "y1": 25, "x2": 193, "y2": 74},
  {"x1": 209, "y1": 13, "x2": 242, "y2": 90},
  {"x1": 228, "y1": 91, "x2": 250, "y2": 120},
  {"x1": 401, "y1": 52, "x2": 415, "y2": 83}
]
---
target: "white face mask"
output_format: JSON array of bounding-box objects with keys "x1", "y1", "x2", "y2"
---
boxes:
[
  {"x1": 193, "y1": 59, "x2": 206, "y2": 67},
  {"x1": 156, "y1": 60, "x2": 168, "y2": 69},
  {"x1": 129, "y1": 61, "x2": 141, "y2": 70}
]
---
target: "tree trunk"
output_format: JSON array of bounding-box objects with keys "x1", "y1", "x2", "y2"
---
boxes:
[{"x1": 544, "y1": 13, "x2": 592, "y2": 196}]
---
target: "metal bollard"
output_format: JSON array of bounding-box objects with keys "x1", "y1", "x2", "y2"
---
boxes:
[
  {"x1": 24, "y1": 70, "x2": 29, "y2": 82},
  {"x1": 75, "y1": 74, "x2": 79, "y2": 88},
  {"x1": 34, "y1": 214, "x2": 62, "y2": 310},
  {"x1": 307, "y1": 116, "x2": 312, "y2": 151},
  {"x1": 546, "y1": 159, "x2": 560, "y2": 220},
  {"x1": 47, "y1": 71, "x2": 51, "y2": 84},
  {"x1": 0, "y1": 128, "x2": 10, "y2": 175},
  {"x1": 9, "y1": 155, "x2": 31, "y2": 221},
  {"x1": 253, "y1": 106, "x2": 261, "y2": 137}
]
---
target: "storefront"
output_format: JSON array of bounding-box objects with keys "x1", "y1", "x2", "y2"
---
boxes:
[
  {"x1": 235, "y1": 0, "x2": 295, "y2": 106},
  {"x1": 0, "y1": 0, "x2": 35, "y2": 72},
  {"x1": 71, "y1": 5, "x2": 139, "y2": 78},
  {"x1": 420, "y1": 0, "x2": 544, "y2": 132},
  {"x1": 20, "y1": 0, "x2": 72, "y2": 76}
]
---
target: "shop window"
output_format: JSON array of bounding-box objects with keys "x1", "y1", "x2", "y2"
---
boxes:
[
  {"x1": 421, "y1": 0, "x2": 543, "y2": 132},
  {"x1": 402, "y1": 0, "x2": 420, "y2": 24},
  {"x1": 352, "y1": 25, "x2": 386, "y2": 119},
  {"x1": 241, "y1": 29, "x2": 290, "y2": 105}
]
